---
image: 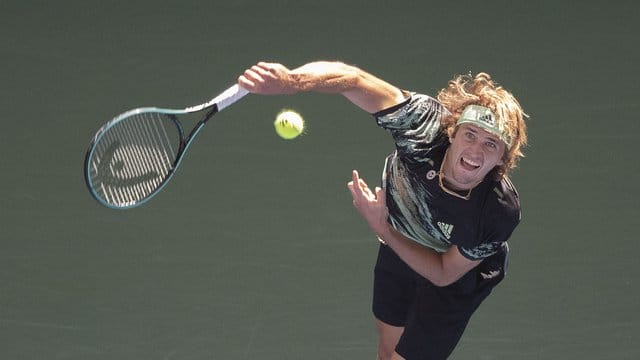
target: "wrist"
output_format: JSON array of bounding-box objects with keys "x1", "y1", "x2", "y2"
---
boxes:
[
  {"x1": 286, "y1": 73, "x2": 303, "y2": 94},
  {"x1": 376, "y1": 221, "x2": 398, "y2": 245}
]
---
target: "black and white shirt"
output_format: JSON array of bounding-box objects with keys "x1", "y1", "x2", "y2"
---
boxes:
[{"x1": 374, "y1": 93, "x2": 521, "y2": 261}]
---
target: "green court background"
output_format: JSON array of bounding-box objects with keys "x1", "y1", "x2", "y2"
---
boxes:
[{"x1": 1, "y1": 1, "x2": 638, "y2": 359}]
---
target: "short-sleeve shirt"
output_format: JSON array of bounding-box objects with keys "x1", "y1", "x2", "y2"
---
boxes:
[{"x1": 373, "y1": 93, "x2": 521, "y2": 260}]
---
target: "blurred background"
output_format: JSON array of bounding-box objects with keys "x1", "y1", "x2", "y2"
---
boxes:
[{"x1": 1, "y1": 0, "x2": 638, "y2": 358}]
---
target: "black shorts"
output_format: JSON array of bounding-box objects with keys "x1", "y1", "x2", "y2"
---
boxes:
[{"x1": 372, "y1": 243, "x2": 508, "y2": 360}]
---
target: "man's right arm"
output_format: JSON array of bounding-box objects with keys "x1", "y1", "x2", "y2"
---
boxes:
[{"x1": 238, "y1": 61, "x2": 407, "y2": 114}]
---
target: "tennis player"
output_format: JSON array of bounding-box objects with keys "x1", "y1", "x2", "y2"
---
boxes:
[{"x1": 238, "y1": 61, "x2": 527, "y2": 360}]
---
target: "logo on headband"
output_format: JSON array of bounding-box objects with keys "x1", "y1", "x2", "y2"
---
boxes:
[
  {"x1": 478, "y1": 113, "x2": 495, "y2": 125},
  {"x1": 456, "y1": 105, "x2": 512, "y2": 147}
]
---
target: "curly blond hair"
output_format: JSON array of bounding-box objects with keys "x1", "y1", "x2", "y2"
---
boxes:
[{"x1": 436, "y1": 72, "x2": 528, "y2": 179}]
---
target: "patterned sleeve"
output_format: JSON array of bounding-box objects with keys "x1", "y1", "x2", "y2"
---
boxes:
[
  {"x1": 458, "y1": 179, "x2": 522, "y2": 260},
  {"x1": 373, "y1": 93, "x2": 450, "y2": 160},
  {"x1": 457, "y1": 228, "x2": 513, "y2": 261}
]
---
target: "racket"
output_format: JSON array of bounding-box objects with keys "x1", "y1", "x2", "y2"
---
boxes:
[{"x1": 84, "y1": 83, "x2": 249, "y2": 209}]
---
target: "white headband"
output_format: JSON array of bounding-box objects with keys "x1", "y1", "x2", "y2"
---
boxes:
[{"x1": 456, "y1": 105, "x2": 512, "y2": 147}]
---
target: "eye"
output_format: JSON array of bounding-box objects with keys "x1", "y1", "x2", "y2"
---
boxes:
[
  {"x1": 465, "y1": 131, "x2": 476, "y2": 140},
  {"x1": 485, "y1": 141, "x2": 498, "y2": 150}
]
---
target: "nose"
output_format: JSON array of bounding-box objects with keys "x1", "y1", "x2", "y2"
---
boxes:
[{"x1": 468, "y1": 140, "x2": 483, "y2": 155}]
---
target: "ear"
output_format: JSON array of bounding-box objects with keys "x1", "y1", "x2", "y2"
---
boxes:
[{"x1": 447, "y1": 127, "x2": 456, "y2": 143}]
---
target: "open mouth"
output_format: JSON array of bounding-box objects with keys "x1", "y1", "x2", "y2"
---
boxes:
[{"x1": 460, "y1": 157, "x2": 481, "y2": 171}]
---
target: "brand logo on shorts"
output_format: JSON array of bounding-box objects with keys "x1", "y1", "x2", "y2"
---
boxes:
[
  {"x1": 426, "y1": 170, "x2": 437, "y2": 180},
  {"x1": 437, "y1": 222, "x2": 454, "y2": 239}
]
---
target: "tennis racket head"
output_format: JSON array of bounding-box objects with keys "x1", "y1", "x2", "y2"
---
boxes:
[
  {"x1": 84, "y1": 108, "x2": 187, "y2": 209},
  {"x1": 85, "y1": 84, "x2": 249, "y2": 209}
]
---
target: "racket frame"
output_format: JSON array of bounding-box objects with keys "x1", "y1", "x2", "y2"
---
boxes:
[{"x1": 84, "y1": 84, "x2": 248, "y2": 209}]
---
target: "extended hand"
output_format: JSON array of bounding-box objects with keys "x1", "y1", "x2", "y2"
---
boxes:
[
  {"x1": 237, "y1": 62, "x2": 297, "y2": 95},
  {"x1": 347, "y1": 170, "x2": 390, "y2": 238}
]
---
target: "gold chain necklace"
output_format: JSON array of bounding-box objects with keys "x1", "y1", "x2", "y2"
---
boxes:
[{"x1": 438, "y1": 149, "x2": 473, "y2": 200}]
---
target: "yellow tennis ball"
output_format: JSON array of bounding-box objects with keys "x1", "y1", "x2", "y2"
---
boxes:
[{"x1": 274, "y1": 110, "x2": 304, "y2": 140}]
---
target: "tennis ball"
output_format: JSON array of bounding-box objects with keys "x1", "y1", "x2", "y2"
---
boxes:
[{"x1": 274, "y1": 110, "x2": 304, "y2": 140}]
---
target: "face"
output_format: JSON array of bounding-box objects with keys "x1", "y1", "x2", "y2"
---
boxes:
[{"x1": 443, "y1": 124, "x2": 506, "y2": 190}]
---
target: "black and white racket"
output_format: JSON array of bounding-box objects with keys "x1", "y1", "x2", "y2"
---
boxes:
[{"x1": 84, "y1": 84, "x2": 249, "y2": 209}]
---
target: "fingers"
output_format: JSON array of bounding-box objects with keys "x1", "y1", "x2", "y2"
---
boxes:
[
  {"x1": 256, "y1": 62, "x2": 281, "y2": 74},
  {"x1": 238, "y1": 67, "x2": 267, "y2": 90},
  {"x1": 351, "y1": 170, "x2": 370, "y2": 193},
  {"x1": 347, "y1": 171, "x2": 389, "y2": 236},
  {"x1": 238, "y1": 63, "x2": 269, "y2": 92},
  {"x1": 375, "y1": 186, "x2": 385, "y2": 203},
  {"x1": 251, "y1": 64, "x2": 277, "y2": 79},
  {"x1": 351, "y1": 169, "x2": 359, "y2": 189},
  {"x1": 238, "y1": 62, "x2": 292, "y2": 94},
  {"x1": 237, "y1": 75, "x2": 255, "y2": 89},
  {"x1": 348, "y1": 170, "x2": 382, "y2": 205},
  {"x1": 349, "y1": 170, "x2": 366, "y2": 199},
  {"x1": 347, "y1": 171, "x2": 361, "y2": 206}
]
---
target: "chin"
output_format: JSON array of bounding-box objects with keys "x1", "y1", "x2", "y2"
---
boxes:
[{"x1": 454, "y1": 170, "x2": 480, "y2": 183}]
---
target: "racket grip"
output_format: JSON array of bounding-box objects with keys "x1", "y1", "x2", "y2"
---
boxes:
[{"x1": 213, "y1": 84, "x2": 249, "y2": 111}]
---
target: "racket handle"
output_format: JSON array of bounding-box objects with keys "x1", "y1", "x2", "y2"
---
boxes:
[
  {"x1": 213, "y1": 84, "x2": 250, "y2": 111},
  {"x1": 186, "y1": 84, "x2": 249, "y2": 113}
]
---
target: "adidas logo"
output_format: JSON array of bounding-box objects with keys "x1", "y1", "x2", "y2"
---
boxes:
[
  {"x1": 437, "y1": 222, "x2": 454, "y2": 239},
  {"x1": 479, "y1": 113, "x2": 495, "y2": 125}
]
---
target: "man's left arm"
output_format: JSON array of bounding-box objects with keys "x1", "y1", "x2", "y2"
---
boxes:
[
  {"x1": 347, "y1": 170, "x2": 480, "y2": 287},
  {"x1": 380, "y1": 231, "x2": 481, "y2": 287}
]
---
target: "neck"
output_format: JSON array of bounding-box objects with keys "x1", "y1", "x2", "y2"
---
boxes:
[{"x1": 440, "y1": 149, "x2": 480, "y2": 191}]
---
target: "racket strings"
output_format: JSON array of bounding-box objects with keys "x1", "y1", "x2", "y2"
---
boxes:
[{"x1": 88, "y1": 112, "x2": 181, "y2": 207}]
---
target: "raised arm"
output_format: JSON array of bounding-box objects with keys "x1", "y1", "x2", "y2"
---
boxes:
[{"x1": 238, "y1": 61, "x2": 407, "y2": 113}]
